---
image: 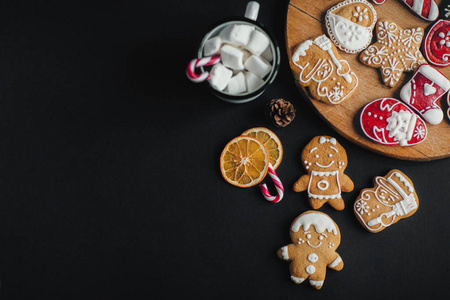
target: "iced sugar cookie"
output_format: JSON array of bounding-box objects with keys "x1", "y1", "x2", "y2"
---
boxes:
[
  {"x1": 423, "y1": 19, "x2": 450, "y2": 67},
  {"x1": 360, "y1": 98, "x2": 427, "y2": 146},
  {"x1": 325, "y1": 0, "x2": 377, "y2": 54},
  {"x1": 293, "y1": 136, "x2": 354, "y2": 210},
  {"x1": 359, "y1": 20, "x2": 426, "y2": 87},
  {"x1": 292, "y1": 35, "x2": 358, "y2": 105},
  {"x1": 354, "y1": 169, "x2": 419, "y2": 233},
  {"x1": 277, "y1": 211, "x2": 344, "y2": 290}
]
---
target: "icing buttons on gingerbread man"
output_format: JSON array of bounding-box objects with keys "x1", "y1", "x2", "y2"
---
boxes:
[
  {"x1": 293, "y1": 136, "x2": 354, "y2": 210},
  {"x1": 277, "y1": 211, "x2": 344, "y2": 290}
]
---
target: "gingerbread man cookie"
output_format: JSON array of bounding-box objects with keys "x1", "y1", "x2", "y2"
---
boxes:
[
  {"x1": 325, "y1": 0, "x2": 377, "y2": 54},
  {"x1": 293, "y1": 136, "x2": 354, "y2": 210},
  {"x1": 277, "y1": 211, "x2": 344, "y2": 290},
  {"x1": 354, "y1": 169, "x2": 419, "y2": 233},
  {"x1": 359, "y1": 20, "x2": 426, "y2": 87},
  {"x1": 291, "y1": 35, "x2": 358, "y2": 105}
]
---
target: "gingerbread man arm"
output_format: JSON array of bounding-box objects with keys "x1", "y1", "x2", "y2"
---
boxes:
[
  {"x1": 277, "y1": 245, "x2": 295, "y2": 262},
  {"x1": 293, "y1": 175, "x2": 310, "y2": 192},
  {"x1": 340, "y1": 173, "x2": 354, "y2": 192},
  {"x1": 327, "y1": 252, "x2": 344, "y2": 271}
]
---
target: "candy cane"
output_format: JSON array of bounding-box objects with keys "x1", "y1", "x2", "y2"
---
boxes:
[
  {"x1": 259, "y1": 162, "x2": 284, "y2": 203},
  {"x1": 186, "y1": 55, "x2": 221, "y2": 83}
]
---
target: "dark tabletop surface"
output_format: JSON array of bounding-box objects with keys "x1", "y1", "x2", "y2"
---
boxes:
[{"x1": 0, "y1": 0, "x2": 448, "y2": 299}]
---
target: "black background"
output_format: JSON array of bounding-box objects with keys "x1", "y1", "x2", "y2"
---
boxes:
[{"x1": 0, "y1": 0, "x2": 448, "y2": 299}]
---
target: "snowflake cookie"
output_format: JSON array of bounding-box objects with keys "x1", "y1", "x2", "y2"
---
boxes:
[
  {"x1": 360, "y1": 98, "x2": 427, "y2": 146},
  {"x1": 291, "y1": 35, "x2": 358, "y2": 104},
  {"x1": 325, "y1": 0, "x2": 377, "y2": 54},
  {"x1": 277, "y1": 211, "x2": 344, "y2": 289},
  {"x1": 359, "y1": 20, "x2": 426, "y2": 87},
  {"x1": 354, "y1": 169, "x2": 419, "y2": 233}
]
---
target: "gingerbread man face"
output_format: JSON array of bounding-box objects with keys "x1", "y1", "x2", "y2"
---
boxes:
[
  {"x1": 293, "y1": 136, "x2": 354, "y2": 210},
  {"x1": 301, "y1": 136, "x2": 348, "y2": 173},
  {"x1": 278, "y1": 211, "x2": 344, "y2": 290}
]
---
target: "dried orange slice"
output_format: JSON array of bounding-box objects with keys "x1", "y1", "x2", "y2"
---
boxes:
[
  {"x1": 220, "y1": 136, "x2": 269, "y2": 188},
  {"x1": 241, "y1": 127, "x2": 283, "y2": 169}
]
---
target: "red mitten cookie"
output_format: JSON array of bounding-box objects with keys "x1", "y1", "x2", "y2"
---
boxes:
[
  {"x1": 277, "y1": 211, "x2": 344, "y2": 290},
  {"x1": 354, "y1": 170, "x2": 419, "y2": 233},
  {"x1": 360, "y1": 98, "x2": 427, "y2": 146},
  {"x1": 400, "y1": 64, "x2": 450, "y2": 125},
  {"x1": 423, "y1": 20, "x2": 450, "y2": 67},
  {"x1": 293, "y1": 136, "x2": 354, "y2": 210}
]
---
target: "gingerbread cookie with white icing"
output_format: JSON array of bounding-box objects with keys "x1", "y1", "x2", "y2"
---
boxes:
[
  {"x1": 293, "y1": 136, "x2": 354, "y2": 210},
  {"x1": 325, "y1": 0, "x2": 377, "y2": 54},
  {"x1": 277, "y1": 211, "x2": 344, "y2": 290},
  {"x1": 359, "y1": 20, "x2": 427, "y2": 87},
  {"x1": 291, "y1": 35, "x2": 358, "y2": 105},
  {"x1": 354, "y1": 169, "x2": 419, "y2": 233}
]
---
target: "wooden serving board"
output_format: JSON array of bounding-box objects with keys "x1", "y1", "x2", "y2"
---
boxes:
[{"x1": 286, "y1": 0, "x2": 450, "y2": 161}]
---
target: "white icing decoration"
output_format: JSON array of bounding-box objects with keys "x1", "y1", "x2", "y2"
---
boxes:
[
  {"x1": 308, "y1": 253, "x2": 319, "y2": 263},
  {"x1": 292, "y1": 35, "x2": 358, "y2": 104},
  {"x1": 385, "y1": 110, "x2": 417, "y2": 146},
  {"x1": 291, "y1": 212, "x2": 338, "y2": 235},
  {"x1": 280, "y1": 246, "x2": 289, "y2": 260},
  {"x1": 307, "y1": 170, "x2": 342, "y2": 199},
  {"x1": 309, "y1": 280, "x2": 324, "y2": 288},
  {"x1": 325, "y1": 0, "x2": 377, "y2": 54},
  {"x1": 354, "y1": 171, "x2": 418, "y2": 232},
  {"x1": 317, "y1": 180, "x2": 330, "y2": 191},
  {"x1": 319, "y1": 136, "x2": 337, "y2": 145},
  {"x1": 306, "y1": 265, "x2": 316, "y2": 274},
  {"x1": 291, "y1": 276, "x2": 305, "y2": 284},
  {"x1": 329, "y1": 256, "x2": 342, "y2": 268}
]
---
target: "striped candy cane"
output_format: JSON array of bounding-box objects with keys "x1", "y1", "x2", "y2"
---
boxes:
[
  {"x1": 259, "y1": 162, "x2": 284, "y2": 203},
  {"x1": 186, "y1": 55, "x2": 221, "y2": 83}
]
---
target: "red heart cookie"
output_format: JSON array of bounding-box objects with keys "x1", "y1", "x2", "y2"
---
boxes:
[
  {"x1": 423, "y1": 19, "x2": 450, "y2": 67},
  {"x1": 360, "y1": 98, "x2": 427, "y2": 146}
]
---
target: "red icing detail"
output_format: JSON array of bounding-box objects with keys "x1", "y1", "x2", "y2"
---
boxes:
[
  {"x1": 360, "y1": 98, "x2": 427, "y2": 146},
  {"x1": 403, "y1": 68, "x2": 446, "y2": 114},
  {"x1": 424, "y1": 20, "x2": 450, "y2": 67},
  {"x1": 404, "y1": 0, "x2": 414, "y2": 7},
  {"x1": 420, "y1": 0, "x2": 431, "y2": 19},
  {"x1": 372, "y1": 0, "x2": 387, "y2": 4}
]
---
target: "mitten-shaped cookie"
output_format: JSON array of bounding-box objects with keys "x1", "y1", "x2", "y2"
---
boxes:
[
  {"x1": 371, "y1": 0, "x2": 438, "y2": 21},
  {"x1": 400, "y1": 64, "x2": 450, "y2": 125},
  {"x1": 423, "y1": 20, "x2": 450, "y2": 67},
  {"x1": 291, "y1": 35, "x2": 358, "y2": 105},
  {"x1": 293, "y1": 136, "x2": 354, "y2": 210},
  {"x1": 354, "y1": 169, "x2": 419, "y2": 233},
  {"x1": 277, "y1": 211, "x2": 344, "y2": 290}
]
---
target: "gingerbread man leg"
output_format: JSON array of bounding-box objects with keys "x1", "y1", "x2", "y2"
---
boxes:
[
  {"x1": 328, "y1": 197, "x2": 345, "y2": 211},
  {"x1": 308, "y1": 267, "x2": 327, "y2": 290}
]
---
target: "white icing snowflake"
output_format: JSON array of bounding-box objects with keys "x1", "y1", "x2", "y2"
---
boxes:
[
  {"x1": 328, "y1": 85, "x2": 344, "y2": 102},
  {"x1": 352, "y1": 6, "x2": 369, "y2": 22},
  {"x1": 413, "y1": 125, "x2": 426, "y2": 139},
  {"x1": 362, "y1": 45, "x2": 388, "y2": 65},
  {"x1": 355, "y1": 200, "x2": 369, "y2": 215},
  {"x1": 438, "y1": 31, "x2": 450, "y2": 48}
]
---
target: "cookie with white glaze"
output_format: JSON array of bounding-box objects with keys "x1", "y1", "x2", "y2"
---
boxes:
[{"x1": 277, "y1": 211, "x2": 344, "y2": 290}]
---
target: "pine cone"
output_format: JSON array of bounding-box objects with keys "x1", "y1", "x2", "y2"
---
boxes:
[{"x1": 267, "y1": 98, "x2": 296, "y2": 127}]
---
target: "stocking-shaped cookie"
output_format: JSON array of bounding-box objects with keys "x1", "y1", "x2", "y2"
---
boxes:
[
  {"x1": 359, "y1": 20, "x2": 427, "y2": 87},
  {"x1": 354, "y1": 169, "x2": 419, "y2": 233},
  {"x1": 277, "y1": 211, "x2": 344, "y2": 290},
  {"x1": 293, "y1": 136, "x2": 354, "y2": 210},
  {"x1": 325, "y1": 0, "x2": 377, "y2": 54},
  {"x1": 360, "y1": 98, "x2": 427, "y2": 146},
  {"x1": 371, "y1": 0, "x2": 438, "y2": 21},
  {"x1": 423, "y1": 20, "x2": 450, "y2": 67},
  {"x1": 400, "y1": 64, "x2": 450, "y2": 125},
  {"x1": 291, "y1": 35, "x2": 358, "y2": 105}
]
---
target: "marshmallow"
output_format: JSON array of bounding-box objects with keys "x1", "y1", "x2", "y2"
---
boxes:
[
  {"x1": 203, "y1": 36, "x2": 222, "y2": 56},
  {"x1": 208, "y1": 63, "x2": 233, "y2": 91},
  {"x1": 244, "y1": 55, "x2": 271, "y2": 79},
  {"x1": 220, "y1": 44, "x2": 246, "y2": 71},
  {"x1": 246, "y1": 30, "x2": 270, "y2": 56},
  {"x1": 220, "y1": 24, "x2": 253, "y2": 47},
  {"x1": 245, "y1": 72, "x2": 265, "y2": 92},
  {"x1": 261, "y1": 46, "x2": 273, "y2": 62},
  {"x1": 226, "y1": 72, "x2": 247, "y2": 94}
]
